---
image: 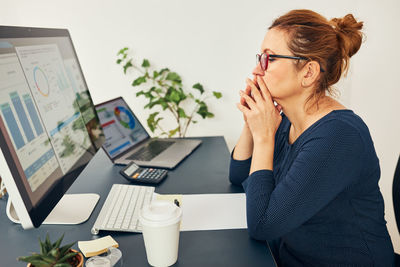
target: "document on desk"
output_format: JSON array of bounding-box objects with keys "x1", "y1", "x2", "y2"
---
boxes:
[{"x1": 156, "y1": 193, "x2": 247, "y2": 231}]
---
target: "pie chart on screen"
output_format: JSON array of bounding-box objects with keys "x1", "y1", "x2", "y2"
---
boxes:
[
  {"x1": 114, "y1": 106, "x2": 135, "y2": 129},
  {"x1": 33, "y1": 66, "x2": 50, "y2": 97}
]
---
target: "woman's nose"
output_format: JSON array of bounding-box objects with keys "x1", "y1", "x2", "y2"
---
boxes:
[{"x1": 252, "y1": 63, "x2": 264, "y2": 76}]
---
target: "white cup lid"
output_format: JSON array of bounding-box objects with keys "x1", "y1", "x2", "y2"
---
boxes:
[{"x1": 140, "y1": 200, "x2": 182, "y2": 227}]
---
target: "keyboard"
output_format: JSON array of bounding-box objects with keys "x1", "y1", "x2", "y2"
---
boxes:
[
  {"x1": 127, "y1": 140, "x2": 174, "y2": 161},
  {"x1": 91, "y1": 184, "x2": 155, "y2": 235}
]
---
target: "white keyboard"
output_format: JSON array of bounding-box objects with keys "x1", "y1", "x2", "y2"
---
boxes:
[{"x1": 91, "y1": 184, "x2": 155, "y2": 235}]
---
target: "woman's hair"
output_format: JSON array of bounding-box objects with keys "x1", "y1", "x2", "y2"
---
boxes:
[{"x1": 269, "y1": 9, "x2": 363, "y2": 105}]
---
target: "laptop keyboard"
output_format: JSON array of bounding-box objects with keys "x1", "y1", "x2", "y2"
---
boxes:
[
  {"x1": 91, "y1": 184, "x2": 154, "y2": 234},
  {"x1": 127, "y1": 140, "x2": 174, "y2": 161}
]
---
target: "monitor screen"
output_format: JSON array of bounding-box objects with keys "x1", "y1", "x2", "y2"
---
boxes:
[
  {"x1": 95, "y1": 97, "x2": 149, "y2": 159},
  {"x1": 0, "y1": 26, "x2": 104, "y2": 228}
]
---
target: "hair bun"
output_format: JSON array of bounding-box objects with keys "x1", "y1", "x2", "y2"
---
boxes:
[{"x1": 330, "y1": 14, "x2": 364, "y2": 58}]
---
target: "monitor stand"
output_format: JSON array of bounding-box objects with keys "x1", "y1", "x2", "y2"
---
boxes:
[{"x1": 6, "y1": 193, "x2": 100, "y2": 225}]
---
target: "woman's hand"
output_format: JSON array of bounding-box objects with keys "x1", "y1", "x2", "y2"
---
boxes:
[
  {"x1": 239, "y1": 77, "x2": 255, "y2": 124},
  {"x1": 236, "y1": 76, "x2": 282, "y2": 144}
]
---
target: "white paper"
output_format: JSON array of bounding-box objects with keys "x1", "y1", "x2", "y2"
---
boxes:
[{"x1": 179, "y1": 193, "x2": 247, "y2": 231}]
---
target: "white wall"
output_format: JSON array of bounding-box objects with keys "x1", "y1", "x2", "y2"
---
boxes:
[{"x1": 2, "y1": 0, "x2": 400, "y2": 252}]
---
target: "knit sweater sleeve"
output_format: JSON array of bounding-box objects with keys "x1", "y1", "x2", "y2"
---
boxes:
[
  {"x1": 242, "y1": 121, "x2": 364, "y2": 241},
  {"x1": 229, "y1": 148, "x2": 252, "y2": 185}
]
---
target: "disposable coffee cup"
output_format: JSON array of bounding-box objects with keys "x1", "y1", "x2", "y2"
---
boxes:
[{"x1": 139, "y1": 200, "x2": 182, "y2": 267}]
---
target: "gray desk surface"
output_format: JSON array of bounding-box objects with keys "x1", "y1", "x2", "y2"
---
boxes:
[{"x1": 0, "y1": 136, "x2": 276, "y2": 266}]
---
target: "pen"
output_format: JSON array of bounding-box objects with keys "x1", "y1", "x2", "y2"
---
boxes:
[{"x1": 174, "y1": 199, "x2": 180, "y2": 207}]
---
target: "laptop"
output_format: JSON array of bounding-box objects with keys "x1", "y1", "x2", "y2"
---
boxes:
[{"x1": 95, "y1": 97, "x2": 202, "y2": 169}]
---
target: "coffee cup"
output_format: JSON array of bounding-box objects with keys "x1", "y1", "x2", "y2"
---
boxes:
[{"x1": 139, "y1": 200, "x2": 182, "y2": 267}]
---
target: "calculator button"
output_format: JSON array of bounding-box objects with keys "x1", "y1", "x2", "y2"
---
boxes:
[{"x1": 132, "y1": 173, "x2": 139, "y2": 179}]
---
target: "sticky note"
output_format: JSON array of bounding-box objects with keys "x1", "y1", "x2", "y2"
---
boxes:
[{"x1": 78, "y1": 235, "x2": 119, "y2": 257}]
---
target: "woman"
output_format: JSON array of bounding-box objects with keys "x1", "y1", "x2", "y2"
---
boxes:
[{"x1": 229, "y1": 9, "x2": 394, "y2": 266}]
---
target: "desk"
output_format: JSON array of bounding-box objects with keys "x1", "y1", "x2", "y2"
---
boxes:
[{"x1": 0, "y1": 136, "x2": 276, "y2": 266}]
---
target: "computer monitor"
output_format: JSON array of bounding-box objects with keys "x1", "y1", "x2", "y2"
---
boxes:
[{"x1": 0, "y1": 26, "x2": 105, "y2": 229}]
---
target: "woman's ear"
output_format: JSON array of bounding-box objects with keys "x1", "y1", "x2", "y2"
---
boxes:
[{"x1": 301, "y1": 61, "x2": 321, "y2": 88}]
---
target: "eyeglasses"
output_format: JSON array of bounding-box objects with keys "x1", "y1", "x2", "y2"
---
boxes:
[{"x1": 256, "y1": 53, "x2": 325, "y2": 72}]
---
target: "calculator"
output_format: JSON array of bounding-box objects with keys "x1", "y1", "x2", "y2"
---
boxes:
[{"x1": 120, "y1": 162, "x2": 168, "y2": 184}]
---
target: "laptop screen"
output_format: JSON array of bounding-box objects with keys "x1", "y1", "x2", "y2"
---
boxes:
[{"x1": 95, "y1": 97, "x2": 149, "y2": 158}]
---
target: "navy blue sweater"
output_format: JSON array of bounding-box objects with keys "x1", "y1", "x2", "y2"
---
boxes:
[{"x1": 229, "y1": 110, "x2": 394, "y2": 266}]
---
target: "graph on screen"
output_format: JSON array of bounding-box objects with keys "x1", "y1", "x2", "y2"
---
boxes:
[
  {"x1": 0, "y1": 53, "x2": 59, "y2": 191},
  {"x1": 15, "y1": 44, "x2": 92, "y2": 173},
  {"x1": 33, "y1": 66, "x2": 50, "y2": 97}
]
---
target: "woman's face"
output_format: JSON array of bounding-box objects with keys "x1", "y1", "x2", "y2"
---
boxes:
[{"x1": 252, "y1": 28, "x2": 303, "y2": 102}]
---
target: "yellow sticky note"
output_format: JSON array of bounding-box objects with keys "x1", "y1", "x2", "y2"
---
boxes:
[{"x1": 78, "y1": 235, "x2": 118, "y2": 257}]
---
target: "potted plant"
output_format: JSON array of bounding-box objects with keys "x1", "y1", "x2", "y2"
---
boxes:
[
  {"x1": 116, "y1": 47, "x2": 223, "y2": 137},
  {"x1": 18, "y1": 233, "x2": 83, "y2": 267}
]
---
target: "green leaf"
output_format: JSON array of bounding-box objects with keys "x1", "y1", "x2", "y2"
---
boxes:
[
  {"x1": 153, "y1": 71, "x2": 159, "y2": 79},
  {"x1": 213, "y1": 91, "x2": 222, "y2": 99},
  {"x1": 170, "y1": 90, "x2": 180, "y2": 103},
  {"x1": 206, "y1": 112, "x2": 214, "y2": 118},
  {"x1": 18, "y1": 254, "x2": 43, "y2": 263},
  {"x1": 59, "y1": 241, "x2": 76, "y2": 256},
  {"x1": 168, "y1": 126, "x2": 180, "y2": 137},
  {"x1": 39, "y1": 237, "x2": 47, "y2": 254},
  {"x1": 147, "y1": 112, "x2": 160, "y2": 132},
  {"x1": 196, "y1": 103, "x2": 209, "y2": 119},
  {"x1": 136, "y1": 91, "x2": 145, "y2": 97},
  {"x1": 148, "y1": 111, "x2": 159, "y2": 119},
  {"x1": 142, "y1": 59, "x2": 150, "y2": 68},
  {"x1": 117, "y1": 47, "x2": 128, "y2": 55},
  {"x1": 147, "y1": 123, "x2": 154, "y2": 133},
  {"x1": 132, "y1": 76, "x2": 147, "y2": 86},
  {"x1": 192, "y1": 83, "x2": 204, "y2": 94},
  {"x1": 154, "y1": 117, "x2": 163, "y2": 129},
  {"x1": 178, "y1": 108, "x2": 187, "y2": 118},
  {"x1": 45, "y1": 234, "x2": 52, "y2": 253},
  {"x1": 144, "y1": 100, "x2": 161, "y2": 109},
  {"x1": 159, "y1": 68, "x2": 170, "y2": 75},
  {"x1": 138, "y1": 87, "x2": 156, "y2": 101},
  {"x1": 123, "y1": 59, "x2": 133, "y2": 74},
  {"x1": 48, "y1": 247, "x2": 60, "y2": 258},
  {"x1": 116, "y1": 59, "x2": 122, "y2": 64},
  {"x1": 178, "y1": 88, "x2": 187, "y2": 101},
  {"x1": 53, "y1": 233, "x2": 64, "y2": 249},
  {"x1": 144, "y1": 92, "x2": 154, "y2": 99},
  {"x1": 166, "y1": 72, "x2": 182, "y2": 83},
  {"x1": 40, "y1": 254, "x2": 57, "y2": 264},
  {"x1": 160, "y1": 101, "x2": 168, "y2": 110},
  {"x1": 166, "y1": 87, "x2": 182, "y2": 104}
]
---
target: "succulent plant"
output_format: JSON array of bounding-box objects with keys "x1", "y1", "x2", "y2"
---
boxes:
[{"x1": 18, "y1": 233, "x2": 79, "y2": 267}]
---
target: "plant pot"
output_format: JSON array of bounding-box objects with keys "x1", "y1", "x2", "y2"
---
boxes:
[
  {"x1": 27, "y1": 249, "x2": 84, "y2": 267},
  {"x1": 69, "y1": 249, "x2": 84, "y2": 267}
]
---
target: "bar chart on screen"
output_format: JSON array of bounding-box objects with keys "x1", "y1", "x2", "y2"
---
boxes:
[
  {"x1": 0, "y1": 53, "x2": 58, "y2": 191},
  {"x1": 16, "y1": 44, "x2": 92, "y2": 173}
]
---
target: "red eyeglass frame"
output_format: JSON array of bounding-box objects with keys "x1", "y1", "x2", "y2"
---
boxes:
[{"x1": 256, "y1": 53, "x2": 325, "y2": 72}]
